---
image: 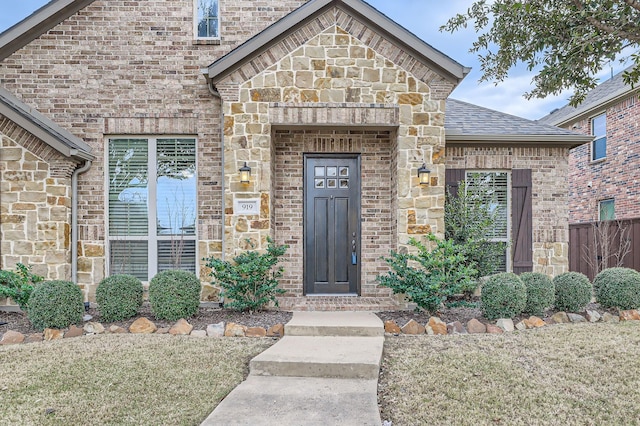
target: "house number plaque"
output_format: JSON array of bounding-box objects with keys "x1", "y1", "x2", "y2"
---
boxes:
[{"x1": 234, "y1": 199, "x2": 260, "y2": 215}]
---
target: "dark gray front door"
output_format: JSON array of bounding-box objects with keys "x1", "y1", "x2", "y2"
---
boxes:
[{"x1": 304, "y1": 155, "x2": 361, "y2": 294}]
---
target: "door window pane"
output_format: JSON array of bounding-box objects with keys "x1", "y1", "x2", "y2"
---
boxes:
[
  {"x1": 109, "y1": 241, "x2": 149, "y2": 281},
  {"x1": 158, "y1": 240, "x2": 197, "y2": 273}
]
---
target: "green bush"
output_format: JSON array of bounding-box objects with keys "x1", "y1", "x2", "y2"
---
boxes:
[
  {"x1": 27, "y1": 280, "x2": 84, "y2": 331},
  {"x1": 520, "y1": 272, "x2": 555, "y2": 316},
  {"x1": 553, "y1": 272, "x2": 592, "y2": 312},
  {"x1": 96, "y1": 274, "x2": 143, "y2": 322},
  {"x1": 149, "y1": 270, "x2": 201, "y2": 321},
  {"x1": 206, "y1": 238, "x2": 288, "y2": 312},
  {"x1": 377, "y1": 234, "x2": 478, "y2": 313},
  {"x1": 0, "y1": 263, "x2": 43, "y2": 311},
  {"x1": 593, "y1": 267, "x2": 640, "y2": 310},
  {"x1": 480, "y1": 273, "x2": 527, "y2": 320}
]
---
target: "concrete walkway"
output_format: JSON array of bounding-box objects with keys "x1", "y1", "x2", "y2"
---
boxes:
[{"x1": 201, "y1": 311, "x2": 384, "y2": 425}]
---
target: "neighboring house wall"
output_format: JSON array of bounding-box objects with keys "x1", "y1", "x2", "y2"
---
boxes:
[{"x1": 561, "y1": 94, "x2": 640, "y2": 223}]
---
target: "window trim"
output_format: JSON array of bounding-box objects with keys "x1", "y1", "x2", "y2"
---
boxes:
[
  {"x1": 105, "y1": 136, "x2": 199, "y2": 281},
  {"x1": 590, "y1": 113, "x2": 607, "y2": 162},
  {"x1": 194, "y1": 0, "x2": 220, "y2": 40},
  {"x1": 598, "y1": 198, "x2": 615, "y2": 221}
]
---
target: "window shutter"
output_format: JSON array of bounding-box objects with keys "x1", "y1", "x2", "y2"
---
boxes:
[
  {"x1": 512, "y1": 169, "x2": 533, "y2": 274},
  {"x1": 445, "y1": 169, "x2": 466, "y2": 198}
]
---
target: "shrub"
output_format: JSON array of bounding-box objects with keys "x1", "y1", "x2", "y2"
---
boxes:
[
  {"x1": 520, "y1": 272, "x2": 555, "y2": 316},
  {"x1": 593, "y1": 267, "x2": 640, "y2": 310},
  {"x1": 206, "y1": 238, "x2": 288, "y2": 312},
  {"x1": 27, "y1": 280, "x2": 84, "y2": 331},
  {"x1": 96, "y1": 274, "x2": 144, "y2": 322},
  {"x1": 149, "y1": 270, "x2": 201, "y2": 321},
  {"x1": 377, "y1": 234, "x2": 478, "y2": 313},
  {"x1": 480, "y1": 273, "x2": 526, "y2": 320},
  {"x1": 0, "y1": 263, "x2": 43, "y2": 311},
  {"x1": 553, "y1": 272, "x2": 592, "y2": 312}
]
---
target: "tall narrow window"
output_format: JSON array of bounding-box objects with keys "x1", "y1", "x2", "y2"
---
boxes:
[
  {"x1": 599, "y1": 199, "x2": 615, "y2": 221},
  {"x1": 196, "y1": 0, "x2": 219, "y2": 39},
  {"x1": 108, "y1": 137, "x2": 197, "y2": 281},
  {"x1": 591, "y1": 113, "x2": 606, "y2": 161}
]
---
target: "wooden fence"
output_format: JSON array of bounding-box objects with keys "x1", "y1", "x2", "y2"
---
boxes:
[{"x1": 569, "y1": 218, "x2": 640, "y2": 281}]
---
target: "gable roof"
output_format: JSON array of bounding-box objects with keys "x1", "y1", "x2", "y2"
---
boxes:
[
  {"x1": 0, "y1": 87, "x2": 93, "y2": 160},
  {"x1": 204, "y1": 0, "x2": 470, "y2": 85},
  {"x1": 445, "y1": 98, "x2": 592, "y2": 147},
  {"x1": 537, "y1": 67, "x2": 638, "y2": 127},
  {"x1": 0, "y1": 0, "x2": 97, "y2": 61}
]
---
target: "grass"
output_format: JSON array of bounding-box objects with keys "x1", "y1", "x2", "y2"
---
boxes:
[
  {"x1": 0, "y1": 334, "x2": 273, "y2": 425},
  {"x1": 379, "y1": 321, "x2": 640, "y2": 425}
]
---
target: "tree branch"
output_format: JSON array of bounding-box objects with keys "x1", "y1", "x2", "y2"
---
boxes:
[{"x1": 622, "y1": 0, "x2": 640, "y2": 12}]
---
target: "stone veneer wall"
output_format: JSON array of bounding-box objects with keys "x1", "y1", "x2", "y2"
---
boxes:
[{"x1": 446, "y1": 145, "x2": 571, "y2": 277}]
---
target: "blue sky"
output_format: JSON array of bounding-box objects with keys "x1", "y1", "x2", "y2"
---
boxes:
[{"x1": 0, "y1": 0, "x2": 629, "y2": 120}]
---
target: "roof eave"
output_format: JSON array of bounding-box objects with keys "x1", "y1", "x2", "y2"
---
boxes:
[
  {"x1": 547, "y1": 87, "x2": 639, "y2": 127},
  {"x1": 445, "y1": 132, "x2": 592, "y2": 149}
]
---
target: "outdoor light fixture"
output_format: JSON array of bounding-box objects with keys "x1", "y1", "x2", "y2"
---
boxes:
[
  {"x1": 418, "y1": 163, "x2": 431, "y2": 185},
  {"x1": 239, "y1": 162, "x2": 251, "y2": 184}
]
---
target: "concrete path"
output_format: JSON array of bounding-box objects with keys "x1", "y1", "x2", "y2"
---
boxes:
[{"x1": 201, "y1": 311, "x2": 384, "y2": 425}]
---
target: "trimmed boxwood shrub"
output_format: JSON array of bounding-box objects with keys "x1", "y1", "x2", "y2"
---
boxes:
[
  {"x1": 149, "y1": 270, "x2": 201, "y2": 321},
  {"x1": 96, "y1": 274, "x2": 143, "y2": 322},
  {"x1": 481, "y1": 272, "x2": 527, "y2": 320},
  {"x1": 520, "y1": 272, "x2": 555, "y2": 316},
  {"x1": 593, "y1": 267, "x2": 640, "y2": 310},
  {"x1": 27, "y1": 280, "x2": 84, "y2": 331},
  {"x1": 553, "y1": 272, "x2": 592, "y2": 312}
]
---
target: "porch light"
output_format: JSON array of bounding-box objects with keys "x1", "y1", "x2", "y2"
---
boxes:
[
  {"x1": 239, "y1": 162, "x2": 251, "y2": 184},
  {"x1": 418, "y1": 163, "x2": 431, "y2": 185}
]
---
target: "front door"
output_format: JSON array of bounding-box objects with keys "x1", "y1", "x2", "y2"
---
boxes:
[{"x1": 304, "y1": 154, "x2": 361, "y2": 294}]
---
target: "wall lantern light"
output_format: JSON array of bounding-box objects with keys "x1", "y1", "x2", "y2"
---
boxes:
[
  {"x1": 418, "y1": 163, "x2": 431, "y2": 185},
  {"x1": 239, "y1": 162, "x2": 251, "y2": 184}
]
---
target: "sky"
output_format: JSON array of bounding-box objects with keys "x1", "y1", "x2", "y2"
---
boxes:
[{"x1": 0, "y1": 0, "x2": 630, "y2": 120}]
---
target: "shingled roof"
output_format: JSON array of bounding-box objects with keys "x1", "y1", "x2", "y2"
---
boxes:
[{"x1": 445, "y1": 98, "x2": 591, "y2": 147}]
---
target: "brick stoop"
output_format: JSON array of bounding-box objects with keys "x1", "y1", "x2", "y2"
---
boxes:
[{"x1": 276, "y1": 295, "x2": 404, "y2": 311}]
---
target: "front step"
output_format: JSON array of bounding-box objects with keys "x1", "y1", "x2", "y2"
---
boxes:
[
  {"x1": 250, "y1": 335, "x2": 384, "y2": 379},
  {"x1": 285, "y1": 311, "x2": 384, "y2": 337}
]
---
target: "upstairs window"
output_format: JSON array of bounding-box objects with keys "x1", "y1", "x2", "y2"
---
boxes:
[
  {"x1": 591, "y1": 113, "x2": 606, "y2": 161},
  {"x1": 196, "y1": 0, "x2": 219, "y2": 39},
  {"x1": 599, "y1": 199, "x2": 615, "y2": 221}
]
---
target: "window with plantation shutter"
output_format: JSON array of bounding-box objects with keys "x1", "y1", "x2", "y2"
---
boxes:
[{"x1": 108, "y1": 137, "x2": 197, "y2": 281}]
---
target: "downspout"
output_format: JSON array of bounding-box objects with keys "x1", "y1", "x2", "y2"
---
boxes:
[{"x1": 71, "y1": 160, "x2": 92, "y2": 284}]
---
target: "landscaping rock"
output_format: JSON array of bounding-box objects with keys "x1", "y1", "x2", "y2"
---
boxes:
[
  {"x1": 84, "y1": 322, "x2": 105, "y2": 334},
  {"x1": 428, "y1": 317, "x2": 447, "y2": 335},
  {"x1": 447, "y1": 321, "x2": 467, "y2": 334},
  {"x1": 207, "y1": 322, "x2": 225, "y2": 337},
  {"x1": 224, "y1": 322, "x2": 247, "y2": 337},
  {"x1": 425, "y1": 325, "x2": 434, "y2": 335},
  {"x1": 190, "y1": 330, "x2": 207, "y2": 338},
  {"x1": 551, "y1": 312, "x2": 570, "y2": 324},
  {"x1": 156, "y1": 327, "x2": 169, "y2": 334},
  {"x1": 585, "y1": 310, "x2": 601, "y2": 323},
  {"x1": 620, "y1": 309, "x2": 640, "y2": 321},
  {"x1": 266, "y1": 323, "x2": 284, "y2": 337},
  {"x1": 515, "y1": 321, "x2": 527, "y2": 331},
  {"x1": 567, "y1": 313, "x2": 586, "y2": 323},
  {"x1": 65, "y1": 325, "x2": 84, "y2": 338},
  {"x1": 109, "y1": 325, "x2": 127, "y2": 334},
  {"x1": 44, "y1": 328, "x2": 63, "y2": 341},
  {"x1": 384, "y1": 320, "x2": 401, "y2": 334},
  {"x1": 466, "y1": 318, "x2": 486, "y2": 334},
  {"x1": 246, "y1": 327, "x2": 267, "y2": 337},
  {"x1": 496, "y1": 318, "x2": 514, "y2": 332},
  {"x1": 25, "y1": 333, "x2": 43, "y2": 343},
  {"x1": 486, "y1": 324, "x2": 504, "y2": 334},
  {"x1": 401, "y1": 319, "x2": 425, "y2": 335},
  {"x1": 1, "y1": 330, "x2": 25, "y2": 345},
  {"x1": 83, "y1": 314, "x2": 93, "y2": 322},
  {"x1": 602, "y1": 312, "x2": 620, "y2": 323},
  {"x1": 129, "y1": 317, "x2": 157, "y2": 334},
  {"x1": 169, "y1": 319, "x2": 193, "y2": 335},
  {"x1": 524, "y1": 316, "x2": 546, "y2": 329}
]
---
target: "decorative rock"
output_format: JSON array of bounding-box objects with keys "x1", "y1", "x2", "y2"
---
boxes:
[
  {"x1": 401, "y1": 319, "x2": 425, "y2": 335},
  {"x1": 447, "y1": 321, "x2": 467, "y2": 334},
  {"x1": 620, "y1": 309, "x2": 640, "y2": 321},
  {"x1": 515, "y1": 321, "x2": 527, "y2": 331},
  {"x1": 1, "y1": 330, "x2": 25, "y2": 345},
  {"x1": 496, "y1": 318, "x2": 514, "y2": 332},
  {"x1": 207, "y1": 322, "x2": 225, "y2": 337},
  {"x1": 585, "y1": 310, "x2": 601, "y2": 323},
  {"x1": 83, "y1": 322, "x2": 105, "y2": 334},
  {"x1": 524, "y1": 316, "x2": 546, "y2": 329},
  {"x1": 602, "y1": 312, "x2": 620, "y2": 323},
  {"x1": 246, "y1": 327, "x2": 267, "y2": 337},
  {"x1": 567, "y1": 313, "x2": 586, "y2": 323},
  {"x1": 224, "y1": 322, "x2": 247, "y2": 337},
  {"x1": 551, "y1": 312, "x2": 570, "y2": 324},
  {"x1": 384, "y1": 320, "x2": 401, "y2": 334},
  {"x1": 25, "y1": 333, "x2": 43, "y2": 343},
  {"x1": 190, "y1": 330, "x2": 207, "y2": 338},
  {"x1": 65, "y1": 325, "x2": 84, "y2": 338},
  {"x1": 466, "y1": 319, "x2": 486, "y2": 334},
  {"x1": 109, "y1": 325, "x2": 127, "y2": 334},
  {"x1": 428, "y1": 317, "x2": 447, "y2": 335},
  {"x1": 266, "y1": 323, "x2": 284, "y2": 337},
  {"x1": 486, "y1": 324, "x2": 504, "y2": 334},
  {"x1": 156, "y1": 327, "x2": 169, "y2": 334},
  {"x1": 44, "y1": 328, "x2": 64, "y2": 341},
  {"x1": 83, "y1": 314, "x2": 93, "y2": 322},
  {"x1": 169, "y1": 319, "x2": 193, "y2": 335},
  {"x1": 425, "y1": 325, "x2": 434, "y2": 335},
  {"x1": 129, "y1": 317, "x2": 157, "y2": 334}
]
